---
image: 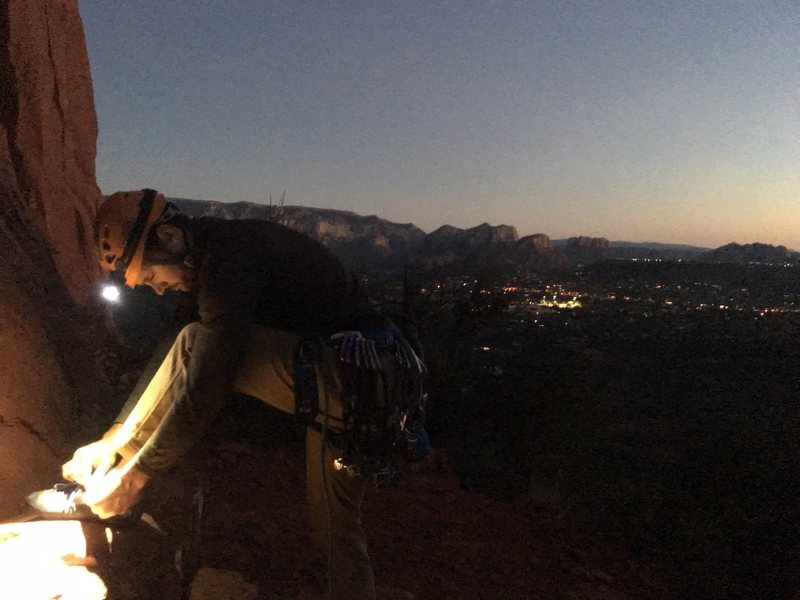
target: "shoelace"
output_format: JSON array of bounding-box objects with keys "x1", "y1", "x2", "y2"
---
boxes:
[{"x1": 34, "y1": 483, "x2": 85, "y2": 514}]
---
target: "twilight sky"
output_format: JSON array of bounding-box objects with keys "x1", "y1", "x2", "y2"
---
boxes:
[{"x1": 79, "y1": 1, "x2": 799, "y2": 249}]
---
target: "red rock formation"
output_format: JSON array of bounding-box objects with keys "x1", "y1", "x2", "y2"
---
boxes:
[
  {"x1": 0, "y1": 0, "x2": 109, "y2": 517},
  {"x1": 518, "y1": 232, "x2": 554, "y2": 252},
  {"x1": 2, "y1": 0, "x2": 101, "y2": 302},
  {"x1": 515, "y1": 233, "x2": 568, "y2": 268}
]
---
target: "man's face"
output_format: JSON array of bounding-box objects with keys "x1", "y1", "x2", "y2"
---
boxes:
[
  {"x1": 133, "y1": 223, "x2": 194, "y2": 295},
  {"x1": 135, "y1": 262, "x2": 194, "y2": 295}
]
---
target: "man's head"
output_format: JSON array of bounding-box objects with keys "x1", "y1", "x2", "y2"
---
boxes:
[{"x1": 95, "y1": 189, "x2": 194, "y2": 294}]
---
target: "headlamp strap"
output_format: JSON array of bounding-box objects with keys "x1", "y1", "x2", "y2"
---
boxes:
[{"x1": 116, "y1": 188, "x2": 157, "y2": 271}]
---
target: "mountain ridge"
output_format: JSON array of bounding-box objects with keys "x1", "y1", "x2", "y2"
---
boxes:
[{"x1": 170, "y1": 198, "x2": 798, "y2": 271}]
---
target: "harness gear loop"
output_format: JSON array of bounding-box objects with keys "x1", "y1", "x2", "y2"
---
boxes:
[{"x1": 293, "y1": 337, "x2": 325, "y2": 420}]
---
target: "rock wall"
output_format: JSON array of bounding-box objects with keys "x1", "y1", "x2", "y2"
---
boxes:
[
  {"x1": 2, "y1": 0, "x2": 101, "y2": 302},
  {"x1": 0, "y1": 0, "x2": 108, "y2": 517}
]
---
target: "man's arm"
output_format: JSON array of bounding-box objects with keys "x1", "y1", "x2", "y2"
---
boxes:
[
  {"x1": 113, "y1": 329, "x2": 181, "y2": 425},
  {"x1": 130, "y1": 243, "x2": 267, "y2": 474}
]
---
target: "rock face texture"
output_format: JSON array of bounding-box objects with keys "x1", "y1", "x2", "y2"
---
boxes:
[
  {"x1": 1, "y1": 0, "x2": 101, "y2": 301},
  {"x1": 0, "y1": 0, "x2": 108, "y2": 517}
]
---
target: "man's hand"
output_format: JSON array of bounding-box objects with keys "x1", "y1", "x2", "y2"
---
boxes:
[
  {"x1": 61, "y1": 424, "x2": 124, "y2": 487},
  {"x1": 82, "y1": 461, "x2": 150, "y2": 520},
  {"x1": 62, "y1": 441, "x2": 118, "y2": 487}
]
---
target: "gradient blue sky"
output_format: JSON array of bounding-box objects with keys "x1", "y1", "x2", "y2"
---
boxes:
[{"x1": 79, "y1": 1, "x2": 799, "y2": 249}]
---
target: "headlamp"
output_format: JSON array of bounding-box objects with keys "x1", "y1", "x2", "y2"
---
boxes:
[
  {"x1": 101, "y1": 284, "x2": 121, "y2": 302},
  {"x1": 100, "y1": 271, "x2": 125, "y2": 303}
]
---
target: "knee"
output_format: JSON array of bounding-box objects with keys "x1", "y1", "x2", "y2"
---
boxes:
[{"x1": 175, "y1": 322, "x2": 205, "y2": 349}]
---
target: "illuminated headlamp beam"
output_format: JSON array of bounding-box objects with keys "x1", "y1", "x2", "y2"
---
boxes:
[
  {"x1": 101, "y1": 270, "x2": 126, "y2": 303},
  {"x1": 101, "y1": 284, "x2": 121, "y2": 302}
]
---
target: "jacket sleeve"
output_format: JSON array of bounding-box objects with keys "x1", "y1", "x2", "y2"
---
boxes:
[
  {"x1": 131, "y1": 244, "x2": 267, "y2": 474},
  {"x1": 113, "y1": 287, "x2": 197, "y2": 426},
  {"x1": 113, "y1": 334, "x2": 175, "y2": 426}
]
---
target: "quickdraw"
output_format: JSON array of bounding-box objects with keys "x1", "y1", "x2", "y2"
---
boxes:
[
  {"x1": 294, "y1": 319, "x2": 428, "y2": 483},
  {"x1": 329, "y1": 327, "x2": 427, "y2": 482}
]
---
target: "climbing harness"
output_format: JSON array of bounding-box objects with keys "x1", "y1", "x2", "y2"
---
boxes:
[{"x1": 293, "y1": 337, "x2": 324, "y2": 419}]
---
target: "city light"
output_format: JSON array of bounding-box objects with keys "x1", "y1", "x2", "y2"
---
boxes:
[{"x1": 538, "y1": 296, "x2": 582, "y2": 310}]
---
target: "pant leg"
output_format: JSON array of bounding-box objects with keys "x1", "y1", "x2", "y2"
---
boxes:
[
  {"x1": 115, "y1": 323, "x2": 374, "y2": 598},
  {"x1": 114, "y1": 325, "x2": 200, "y2": 461},
  {"x1": 115, "y1": 324, "x2": 301, "y2": 459},
  {"x1": 231, "y1": 326, "x2": 300, "y2": 414},
  {"x1": 239, "y1": 333, "x2": 374, "y2": 599},
  {"x1": 306, "y1": 423, "x2": 376, "y2": 600}
]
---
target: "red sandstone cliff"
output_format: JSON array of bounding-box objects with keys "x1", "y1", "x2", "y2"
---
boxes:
[
  {"x1": 2, "y1": 0, "x2": 100, "y2": 301},
  {"x1": 0, "y1": 0, "x2": 108, "y2": 516}
]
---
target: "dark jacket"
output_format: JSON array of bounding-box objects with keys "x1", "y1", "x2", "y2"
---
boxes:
[{"x1": 126, "y1": 217, "x2": 369, "y2": 473}]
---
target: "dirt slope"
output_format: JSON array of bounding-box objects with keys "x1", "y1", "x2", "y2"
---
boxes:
[{"x1": 86, "y1": 400, "x2": 666, "y2": 600}]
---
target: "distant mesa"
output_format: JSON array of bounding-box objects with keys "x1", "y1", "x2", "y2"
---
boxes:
[
  {"x1": 700, "y1": 242, "x2": 799, "y2": 265},
  {"x1": 513, "y1": 234, "x2": 567, "y2": 270},
  {"x1": 426, "y1": 222, "x2": 518, "y2": 246},
  {"x1": 517, "y1": 233, "x2": 554, "y2": 252},
  {"x1": 172, "y1": 198, "x2": 425, "y2": 270},
  {"x1": 567, "y1": 236, "x2": 609, "y2": 248},
  {"x1": 169, "y1": 198, "x2": 796, "y2": 273},
  {"x1": 427, "y1": 224, "x2": 464, "y2": 238},
  {"x1": 560, "y1": 236, "x2": 611, "y2": 265}
]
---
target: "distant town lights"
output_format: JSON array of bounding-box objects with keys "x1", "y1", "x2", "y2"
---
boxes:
[{"x1": 538, "y1": 295, "x2": 583, "y2": 310}]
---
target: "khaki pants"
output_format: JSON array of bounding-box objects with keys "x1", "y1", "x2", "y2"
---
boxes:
[{"x1": 116, "y1": 323, "x2": 376, "y2": 600}]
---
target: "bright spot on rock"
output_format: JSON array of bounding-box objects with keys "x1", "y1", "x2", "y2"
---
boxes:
[{"x1": 0, "y1": 521, "x2": 107, "y2": 599}]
